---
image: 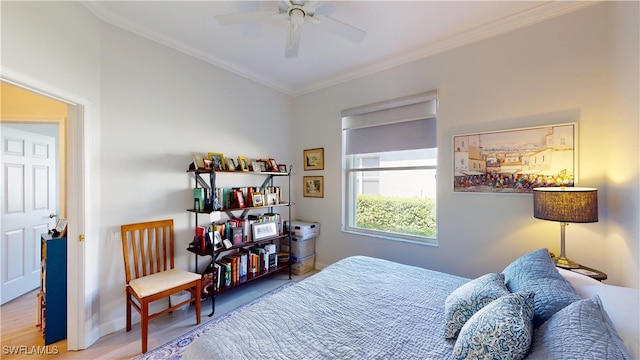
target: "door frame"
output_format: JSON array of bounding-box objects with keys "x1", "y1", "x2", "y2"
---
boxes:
[{"x1": 1, "y1": 70, "x2": 95, "y2": 350}]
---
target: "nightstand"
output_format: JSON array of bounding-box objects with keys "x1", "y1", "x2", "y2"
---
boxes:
[{"x1": 565, "y1": 264, "x2": 608, "y2": 282}]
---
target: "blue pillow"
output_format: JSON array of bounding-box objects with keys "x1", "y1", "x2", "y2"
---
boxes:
[
  {"x1": 444, "y1": 273, "x2": 510, "y2": 339},
  {"x1": 527, "y1": 295, "x2": 633, "y2": 360},
  {"x1": 452, "y1": 291, "x2": 535, "y2": 360},
  {"x1": 502, "y1": 248, "x2": 581, "y2": 327}
]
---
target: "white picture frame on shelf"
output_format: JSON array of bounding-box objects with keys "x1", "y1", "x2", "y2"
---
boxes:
[{"x1": 252, "y1": 221, "x2": 278, "y2": 241}]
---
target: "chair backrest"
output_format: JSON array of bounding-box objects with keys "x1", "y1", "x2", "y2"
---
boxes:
[{"x1": 121, "y1": 219, "x2": 175, "y2": 284}]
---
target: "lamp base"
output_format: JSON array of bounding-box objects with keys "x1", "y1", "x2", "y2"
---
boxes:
[{"x1": 555, "y1": 256, "x2": 580, "y2": 269}]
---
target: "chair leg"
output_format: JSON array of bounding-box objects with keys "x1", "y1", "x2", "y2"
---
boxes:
[
  {"x1": 126, "y1": 292, "x2": 132, "y2": 332},
  {"x1": 195, "y1": 281, "x2": 201, "y2": 325},
  {"x1": 141, "y1": 300, "x2": 149, "y2": 353}
]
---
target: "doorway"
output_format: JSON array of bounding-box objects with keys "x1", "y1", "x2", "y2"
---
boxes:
[
  {"x1": 0, "y1": 77, "x2": 89, "y2": 350},
  {"x1": 1, "y1": 82, "x2": 67, "y2": 305}
]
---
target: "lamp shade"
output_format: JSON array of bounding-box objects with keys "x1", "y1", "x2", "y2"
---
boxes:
[{"x1": 533, "y1": 187, "x2": 598, "y2": 223}]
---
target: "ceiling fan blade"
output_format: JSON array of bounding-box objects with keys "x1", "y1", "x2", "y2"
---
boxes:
[
  {"x1": 215, "y1": 11, "x2": 277, "y2": 25},
  {"x1": 313, "y1": 14, "x2": 366, "y2": 43},
  {"x1": 285, "y1": 24, "x2": 302, "y2": 58}
]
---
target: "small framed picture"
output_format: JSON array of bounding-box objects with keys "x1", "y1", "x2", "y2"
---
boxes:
[
  {"x1": 207, "y1": 152, "x2": 225, "y2": 171},
  {"x1": 256, "y1": 160, "x2": 268, "y2": 172},
  {"x1": 251, "y1": 161, "x2": 262, "y2": 172},
  {"x1": 252, "y1": 221, "x2": 278, "y2": 241},
  {"x1": 278, "y1": 164, "x2": 288, "y2": 173},
  {"x1": 268, "y1": 158, "x2": 279, "y2": 172},
  {"x1": 192, "y1": 154, "x2": 206, "y2": 169},
  {"x1": 237, "y1": 156, "x2": 250, "y2": 172},
  {"x1": 252, "y1": 193, "x2": 264, "y2": 207},
  {"x1": 223, "y1": 239, "x2": 233, "y2": 249},
  {"x1": 53, "y1": 218, "x2": 68, "y2": 237},
  {"x1": 212, "y1": 231, "x2": 223, "y2": 251},
  {"x1": 203, "y1": 158, "x2": 213, "y2": 170},
  {"x1": 303, "y1": 176, "x2": 324, "y2": 198},
  {"x1": 266, "y1": 192, "x2": 278, "y2": 205},
  {"x1": 226, "y1": 157, "x2": 237, "y2": 171},
  {"x1": 303, "y1": 148, "x2": 324, "y2": 170}
]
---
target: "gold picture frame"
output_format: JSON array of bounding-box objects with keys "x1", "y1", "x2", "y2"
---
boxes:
[
  {"x1": 252, "y1": 193, "x2": 264, "y2": 206},
  {"x1": 237, "y1": 156, "x2": 250, "y2": 172},
  {"x1": 303, "y1": 148, "x2": 324, "y2": 170},
  {"x1": 303, "y1": 176, "x2": 324, "y2": 198},
  {"x1": 207, "y1": 152, "x2": 225, "y2": 171}
]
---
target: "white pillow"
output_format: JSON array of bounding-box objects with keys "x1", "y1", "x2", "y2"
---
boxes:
[
  {"x1": 578, "y1": 284, "x2": 639, "y2": 359},
  {"x1": 557, "y1": 268, "x2": 639, "y2": 358}
]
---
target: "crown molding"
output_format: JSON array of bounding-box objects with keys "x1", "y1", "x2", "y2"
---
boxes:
[{"x1": 82, "y1": 1, "x2": 600, "y2": 97}]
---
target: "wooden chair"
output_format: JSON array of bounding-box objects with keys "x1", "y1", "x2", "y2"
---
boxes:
[{"x1": 121, "y1": 219, "x2": 201, "y2": 353}]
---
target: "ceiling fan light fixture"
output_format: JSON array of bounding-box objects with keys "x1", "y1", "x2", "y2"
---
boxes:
[{"x1": 289, "y1": 8, "x2": 305, "y2": 26}]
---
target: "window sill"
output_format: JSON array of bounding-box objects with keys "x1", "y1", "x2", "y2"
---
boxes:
[{"x1": 341, "y1": 228, "x2": 438, "y2": 247}]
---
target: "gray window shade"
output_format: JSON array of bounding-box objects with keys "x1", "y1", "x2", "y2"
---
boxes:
[
  {"x1": 342, "y1": 91, "x2": 438, "y2": 155},
  {"x1": 345, "y1": 117, "x2": 437, "y2": 155}
]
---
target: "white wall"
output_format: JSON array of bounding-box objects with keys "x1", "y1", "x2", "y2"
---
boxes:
[
  {"x1": 1, "y1": 1, "x2": 104, "y2": 347},
  {"x1": 98, "y1": 24, "x2": 295, "y2": 334},
  {"x1": 294, "y1": 2, "x2": 639, "y2": 289}
]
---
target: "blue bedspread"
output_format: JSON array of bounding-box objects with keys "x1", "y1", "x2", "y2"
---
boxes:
[{"x1": 183, "y1": 256, "x2": 468, "y2": 359}]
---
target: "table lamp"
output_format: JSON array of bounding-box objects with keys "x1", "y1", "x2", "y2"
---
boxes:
[{"x1": 532, "y1": 187, "x2": 598, "y2": 268}]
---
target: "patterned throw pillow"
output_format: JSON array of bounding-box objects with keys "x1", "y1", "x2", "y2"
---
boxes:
[
  {"x1": 444, "y1": 272, "x2": 510, "y2": 339},
  {"x1": 502, "y1": 248, "x2": 581, "y2": 327},
  {"x1": 453, "y1": 291, "x2": 535, "y2": 360},
  {"x1": 527, "y1": 295, "x2": 634, "y2": 360}
]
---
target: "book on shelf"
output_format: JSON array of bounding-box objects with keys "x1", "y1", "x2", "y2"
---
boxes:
[
  {"x1": 217, "y1": 260, "x2": 232, "y2": 287},
  {"x1": 193, "y1": 188, "x2": 205, "y2": 211}
]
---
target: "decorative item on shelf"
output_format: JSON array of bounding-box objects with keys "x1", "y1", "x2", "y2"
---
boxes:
[
  {"x1": 303, "y1": 176, "x2": 324, "y2": 198},
  {"x1": 268, "y1": 158, "x2": 279, "y2": 172},
  {"x1": 252, "y1": 193, "x2": 265, "y2": 207},
  {"x1": 232, "y1": 188, "x2": 245, "y2": 208},
  {"x1": 226, "y1": 157, "x2": 237, "y2": 171},
  {"x1": 303, "y1": 147, "x2": 324, "y2": 170},
  {"x1": 278, "y1": 164, "x2": 288, "y2": 173},
  {"x1": 192, "y1": 154, "x2": 206, "y2": 170},
  {"x1": 533, "y1": 187, "x2": 598, "y2": 269},
  {"x1": 252, "y1": 221, "x2": 278, "y2": 241},
  {"x1": 51, "y1": 218, "x2": 68, "y2": 238},
  {"x1": 212, "y1": 231, "x2": 223, "y2": 251},
  {"x1": 237, "y1": 156, "x2": 250, "y2": 172},
  {"x1": 266, "y1": 192, "x2": 278, "y2": 206},
  {"x1": 251, "y1": 161, "x2": 262, "y2": 172},
  {"x1": 203, "y1": 159, "x2": 213, "y2": 170},
  {"x1": 257, "y1": 160, "x2": 268, "y2": 172},
  {"x1": 207, "y1": 152, "x2": 225, "y2": 171}
]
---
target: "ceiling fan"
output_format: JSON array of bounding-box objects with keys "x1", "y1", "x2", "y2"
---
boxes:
[{"x1": 215, "y1": 1, "x2": 367, "y2": 58}]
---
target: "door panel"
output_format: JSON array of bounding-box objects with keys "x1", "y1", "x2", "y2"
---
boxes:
[{"x1": 1, "y1": 126, "x2": 56, "y2": 304}]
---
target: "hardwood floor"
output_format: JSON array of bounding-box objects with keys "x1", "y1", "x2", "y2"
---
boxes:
[{"x1": 1, "y1": 270, "x2": 315, "y2": 359}]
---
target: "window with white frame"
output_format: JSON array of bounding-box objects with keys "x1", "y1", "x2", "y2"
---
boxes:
[{"x1": 342, "y1": 91, "x2": 438, "y2": 244}]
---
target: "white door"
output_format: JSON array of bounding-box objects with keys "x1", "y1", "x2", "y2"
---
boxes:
[{"x1": 1, "y1": 126, "x2": 57, "y2": 305}]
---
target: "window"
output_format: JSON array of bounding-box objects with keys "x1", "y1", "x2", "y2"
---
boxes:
[{"x1": 342, "y1": 91, "x2": 438, "y2": 244}]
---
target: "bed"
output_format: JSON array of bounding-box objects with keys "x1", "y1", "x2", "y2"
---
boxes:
[{"x1": 183, "y1": 249, "x2": 638, "y2": 359}]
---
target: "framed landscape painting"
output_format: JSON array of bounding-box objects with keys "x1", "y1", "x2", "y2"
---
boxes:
[{"x1": 453, "y1": 123, "x2": 576, "y2": 194}]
